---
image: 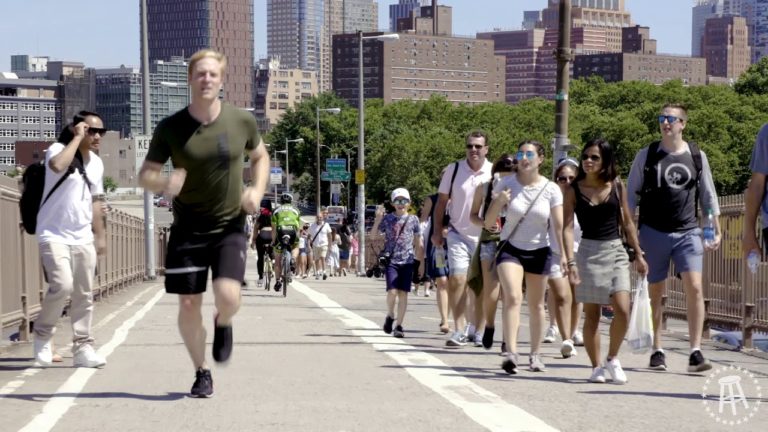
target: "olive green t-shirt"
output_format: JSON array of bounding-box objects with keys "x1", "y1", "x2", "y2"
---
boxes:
[{"x1": 145, "y1": 103, "x2": 259, "y2": 234}]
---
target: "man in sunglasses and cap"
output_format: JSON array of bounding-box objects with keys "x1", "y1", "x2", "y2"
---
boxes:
[
  {"x1": 627, "y1": 102, "x2": 720, "y2": 374},
  {"x1": 32, "y1": 110, "x2": 108, "y2": 369}
]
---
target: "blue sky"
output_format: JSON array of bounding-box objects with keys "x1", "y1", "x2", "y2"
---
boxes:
[{"x1": 0, "y1": 0, "x2": 692, "y2": 71}]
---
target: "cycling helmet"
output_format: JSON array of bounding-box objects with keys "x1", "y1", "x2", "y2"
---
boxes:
[{"x1": 280, "y1": 193, "x2": 293, "y2": 204}]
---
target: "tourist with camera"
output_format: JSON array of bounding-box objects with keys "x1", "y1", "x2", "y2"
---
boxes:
[{"x1": 370, "y1": 188, "x2": 423, "y2": 338}]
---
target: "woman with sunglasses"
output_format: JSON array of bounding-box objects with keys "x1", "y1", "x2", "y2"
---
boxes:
[
  {"x1": 469, "y1": 154, "x2": 516, "y2": 351},
  {"x1": 485, "y1": 141, "x2": 566, "y2": 374},
  {"x1": 562, "y1": 138, "x2": 647, "y2": 384},
  {"x1": 543, "y1": 158, "x2": 583, "y2": 358}
]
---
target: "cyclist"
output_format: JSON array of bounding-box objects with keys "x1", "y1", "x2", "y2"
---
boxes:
[
  {"x1": 254, "y1": 205, "x2": 274, "y2": 288},
  {"x1": 272, "y1": 193, "x2": 302, "y2": 292}
]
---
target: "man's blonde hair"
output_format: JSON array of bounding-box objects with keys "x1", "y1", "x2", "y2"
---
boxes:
[{"x1": 188, "y1": 49, "x2": 227, "y2": 76}]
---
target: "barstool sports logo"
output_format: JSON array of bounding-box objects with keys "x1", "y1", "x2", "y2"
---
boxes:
[{"x1": 701, "y1": 365, "x2": 762, "y2": 426}]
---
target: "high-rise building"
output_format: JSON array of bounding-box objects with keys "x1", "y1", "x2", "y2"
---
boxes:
[
  {"x1": 703, "y1": 15, "x2": 751, "y2": 78},
  {"x1": 574, "y1": 26, "x2": 707, "y2": 86},
  {"x1": 540, "y1": 0, "x2": 632, "y2": 52},
  {"x1": 522, "y1": 11, "x2": 541, "y2": 30},
  {"x1": 754, "y1": 0, "x2": 768, "y2": 61},
  {"x1": 396, "y1": 4, "x2": 451, "y2": 35},
  {"x1": 253, "y1": 58, "x2": 318, "y2": 134},
  {"x1": 94, "y1": 58, "x2": 189, "y2": 138},
  {"x1": 146, "y1": 0, "x2": 254, "y2": 108},
  {"x1": 11, "y1": 55, "x2": 49, "y2": 73},
  {"x1": 388, "y1": 0, "x2": 429, "y2": 32},
  {"x1": 0, "y1": 76, "x2": 60, "y2": 173},
  {"x1": 332, "y1": 32, "x2": 505, "y2": 107},
  {"x1": 267, "y1": 0, "x2": 324, "y2": 81},
  {"x1": 322, "y1": 0, "x2": 378, "y2": 91},
  {"x1": 692, "y1": 1, "x2": 725, "y2": 57}
]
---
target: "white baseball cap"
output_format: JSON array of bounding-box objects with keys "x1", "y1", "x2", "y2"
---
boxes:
[{"x1": 391, "y1": 188, "x2": 411, "y2": 201}]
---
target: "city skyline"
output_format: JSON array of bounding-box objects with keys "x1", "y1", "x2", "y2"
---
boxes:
[{"x1": 1, "y1": 1, "x2": 693, "y2": 72}]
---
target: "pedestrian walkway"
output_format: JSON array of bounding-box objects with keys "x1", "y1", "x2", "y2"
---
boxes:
[{"x1": 1, "y1": 258, "x2": 766, "y2": 431}]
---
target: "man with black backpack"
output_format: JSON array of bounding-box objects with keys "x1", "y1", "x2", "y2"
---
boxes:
[
  {"x1": 31, "y1": 110, "x2": 107, "y2": 368},
  {"x1": 627, "y1": 103, "x2": 721, "y2": 373}
]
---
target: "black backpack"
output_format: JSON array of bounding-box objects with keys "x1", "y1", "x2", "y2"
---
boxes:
[{"x1": 19, "y1": 161, "x2": 77, "y2": 235}]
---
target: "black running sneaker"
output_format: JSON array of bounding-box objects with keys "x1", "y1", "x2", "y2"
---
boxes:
[
  {"x1": 274, "y1": 280, "x2": 282, "y2": 292},
  {"x1": 383, "y1": 315, "x2": 394, "y2": 334},
  {"x1": 687, "y1": 350, "x2": 712, "y2": 373},
  {"x1": 482, "y1": 327, "x2": 495, "y2": 350},
  {"x1": 501, "y1": 353, "x2": 519, "y2": 375},
  {"x1": 212, "y1": 318, "x2": 233, "y2": 363},
  {"x1": 393, "y1": 325, "x2": 404, "y2": 338},
  {"x1": 649, "y1": 350, "x2": 667, "y2": 371},
  {"x1": 190, "y1": 368, "x2": 213, "y2": 398}
]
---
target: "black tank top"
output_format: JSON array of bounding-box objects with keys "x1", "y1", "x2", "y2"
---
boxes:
[{"x1": 572, "y1": 181, "x2": 620, "y2": 241}]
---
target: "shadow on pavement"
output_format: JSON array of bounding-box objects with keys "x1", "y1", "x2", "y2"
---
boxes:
[
  {"x1": 577, "y1": 389, "x2": 703, "y2": 400},
  {"x1": 4, "y1": 391, "x2": 188, "y2": 402}
]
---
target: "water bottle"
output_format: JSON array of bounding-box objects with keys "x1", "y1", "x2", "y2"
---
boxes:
[
  {"x1": 702, "y1": 209, "x2": 715, "y2": 248},
  {"x1": 748, "y1": 250, "x2": 760, "y2": 274},
  {"x1": 434, "y1": 247, "x2": 447, "y2": 269}
]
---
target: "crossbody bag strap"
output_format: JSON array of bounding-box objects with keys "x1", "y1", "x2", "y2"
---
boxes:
[
  {"x1": 310, "y1": 222, "x2": 327, "y2": 246},
  {"x1": 40, "y1": 167, "x2": 74, "y2": 208},
  {"x1": 493, "y1": 180, "x2": 548, "y2": 262}
]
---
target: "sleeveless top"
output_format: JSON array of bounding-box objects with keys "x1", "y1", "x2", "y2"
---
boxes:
[{"x1": 572, "y1": 181, "x2": 620, "y2": 241}]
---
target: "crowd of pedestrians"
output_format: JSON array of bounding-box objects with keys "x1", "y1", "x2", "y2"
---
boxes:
[{"x1": 28, "y1": 45, "x2": 765, "y2": 399}]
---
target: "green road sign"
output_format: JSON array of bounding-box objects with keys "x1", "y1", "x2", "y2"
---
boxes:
[{"x1": 321, "y1": 170, "x2": 351, "y2": 182}]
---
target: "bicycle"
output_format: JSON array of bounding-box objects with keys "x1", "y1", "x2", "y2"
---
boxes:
[
  {"x1": 263, "y1": 245, "x2": 274, "y2": 291},
  {"x1": 278, "y1": 234, "x2": 292, "y2": 298}
]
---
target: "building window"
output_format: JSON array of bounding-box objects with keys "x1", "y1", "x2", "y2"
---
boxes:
[{"x1": 0, "y1": 156, "x2": 16, "y2": 165}]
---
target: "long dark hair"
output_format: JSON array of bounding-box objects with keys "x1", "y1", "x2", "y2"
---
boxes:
[{"x1": 575, "y1": 138, "x2": 619, "y2": 183}]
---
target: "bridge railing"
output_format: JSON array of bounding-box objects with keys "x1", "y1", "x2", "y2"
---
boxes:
[{"x1": 0, "y1": 175, "x2": 167, "y2": 341}]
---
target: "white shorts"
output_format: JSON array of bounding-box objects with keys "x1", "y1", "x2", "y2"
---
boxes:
[{"x1": 446, "y1": 229, "x2": 478, "y2": 275}]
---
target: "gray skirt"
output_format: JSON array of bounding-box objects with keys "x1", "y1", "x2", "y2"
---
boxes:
[{"x1": 575, "y1": 238, "x2": 630, "y2": 305}]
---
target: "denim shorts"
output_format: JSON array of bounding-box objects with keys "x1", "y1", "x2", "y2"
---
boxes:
[
  {"x1": 446, "y1": 229, "x2": 478, "y2": 275},
  {"x1": 479, "y1": 241, "x2": 497, "y2": 261},
  {"x1": 639, "y1": 225, "x2": 703, "y2": 283},
  {"x1": 425, "y1": 244, "x2": 449, "y2": 279},
  {"x1": 548, "y1": 252, "x2": 564, "y2": 279}
]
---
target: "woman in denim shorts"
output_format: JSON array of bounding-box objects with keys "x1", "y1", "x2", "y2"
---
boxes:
[{"x1": 469, "y1": 154, "x2": 516, "y2": 351}]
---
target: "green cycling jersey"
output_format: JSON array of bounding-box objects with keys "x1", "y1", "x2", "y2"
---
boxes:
[{"x1": 272, "y1": 204, "x2": 301, "y2": 231}]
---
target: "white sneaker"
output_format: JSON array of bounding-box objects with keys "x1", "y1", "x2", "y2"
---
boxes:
[
  {"x1": 445, "y1": 331, "x2": 467, "y2": 347},
  {"x1": 33, "y1": 338, "x2": 53, "y2": 366},
  {"x1": 529, "y1": 353, "x2": 546, "y2": 372},
  {"x1": 604, "y1": 358, "x2": 628, "y2": 384},
  {"x1": 572, "y1": 330, "x2": 584, "y2": 346},
  {"x1": 543, "y1": 325, "x2": 559, "y2": 343},
  {"x1": 424, "y1": 289, "x2": 431, "y2": 297},
  {"x1": 589, "y1": 366, "x2": 606, "y2": 383},
  {"x1": 465, "y1": 323, "x2": 476, "y2": 340},
  {"x1": 473, "y1": 331, "x2": 483, "y2": 347},
  {"x1": 560, "y1": 339, "x2": 576, "y2": 358},
  {"x1": 257, "y1": 277, "x2": 264, "y2": 287},
  {"x1": 73, "y1": 345, "x2": 106, "y2": 368}
]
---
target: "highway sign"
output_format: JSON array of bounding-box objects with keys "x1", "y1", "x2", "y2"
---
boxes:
[
  {"x1": 326, "y1": 158, "x2": 346, "y2": 173},
  {"x1": 321, "y1": 171, "x2": 351, "y2": 182}
]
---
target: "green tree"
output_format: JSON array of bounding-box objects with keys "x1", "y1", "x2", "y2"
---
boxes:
[
  {"x1": 734, "y1": 57, "x2": 768, "y2": 96},
  {"x1": 103, "y1": 176, "x2": 118, "y2": 194}
]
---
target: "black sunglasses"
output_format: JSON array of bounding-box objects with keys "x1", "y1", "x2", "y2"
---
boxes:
[
  {"x1": 466, "y1": 144, "x2": 485, "y2": 150},
  {"x1": 87, "y1": 128, "x2": 107, "y2": 136},
  {"x1": 581, "y1": 154, "x2": 601, "y2": 162},
  {"x1": 556, "y1": 175, "x2": 575, "y2": 183}
]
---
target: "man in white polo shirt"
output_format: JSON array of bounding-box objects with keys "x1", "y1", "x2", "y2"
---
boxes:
[
  {"x1": 33, "y1": 110, "x2": 107, "y2": 368},
  {"x1": 309, "y1": 213, "x2": 333, "y2": 280},
  {"x1": 431, "y1": 130, "x2": 493, "y2": 347}
]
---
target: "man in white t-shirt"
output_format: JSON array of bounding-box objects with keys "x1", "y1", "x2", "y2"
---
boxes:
[
  {"x1": 309, "y1": 213, "x2": 333, "y2": 279},
  {"x1": 431, "y1": 130, "x2": 493, "y2": 347},
  {"x1": 33, "y1": 111, "x2": 108, "y2": 368}
]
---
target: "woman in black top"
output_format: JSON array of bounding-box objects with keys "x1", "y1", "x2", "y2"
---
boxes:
[{"x1": 563, "y1": 138, "x2": 647, "y2": 384}]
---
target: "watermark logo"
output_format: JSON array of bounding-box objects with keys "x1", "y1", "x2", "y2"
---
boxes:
[{"x1": 701, "y1": 365, "x2": 762, "y2": 426}]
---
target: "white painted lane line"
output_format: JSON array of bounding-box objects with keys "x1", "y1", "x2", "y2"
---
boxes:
[
  {"x1": 0, "y1": 283, "x2": 162, "y2": 398},
  {"x1": 17, "y1": 287, "x2": 165, "y2": 432},
  {"x1": 293, "y1": 282, "x2": 559, "y2": 432}
]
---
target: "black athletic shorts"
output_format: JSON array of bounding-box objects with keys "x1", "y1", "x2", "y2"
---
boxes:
[{"x1": 164, "y1": 226, "x2": 248, "y2": 294}]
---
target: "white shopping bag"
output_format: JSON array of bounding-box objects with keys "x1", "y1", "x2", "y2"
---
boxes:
[{"x1": 627, "y1": 277, "x2": 654, "y2": 354}]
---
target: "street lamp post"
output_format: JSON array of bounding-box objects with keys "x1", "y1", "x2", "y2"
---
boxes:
[
  {"x1": 315, "y1": 106, "x2": 341, "y2": 211},
  {"x1": 284, "y1": 137, "x2": 303, "y2": 193},
  {"x1": 357, "y1": 31, "x2": 399, "y2": 275}
]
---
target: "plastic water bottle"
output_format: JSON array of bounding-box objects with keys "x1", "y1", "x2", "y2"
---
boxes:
[
  {"x1": 702, "y1": 209, "x2": 715, "y2": 248},
  {"x1": 434, "y1": 247, "x2": 447, "y2": 269},
  {"x1": 748, "y1": 250, "x2": 760, "y2": 274}
]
